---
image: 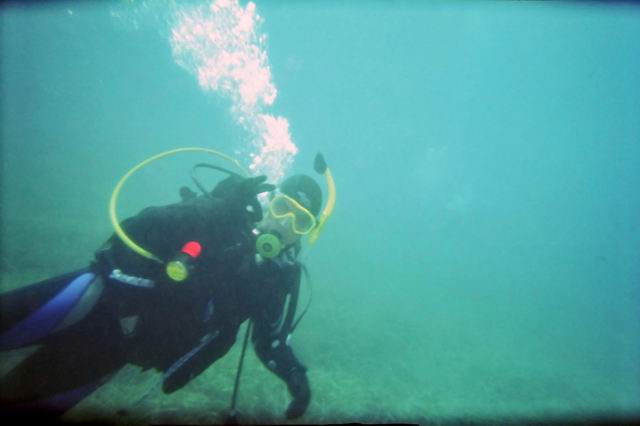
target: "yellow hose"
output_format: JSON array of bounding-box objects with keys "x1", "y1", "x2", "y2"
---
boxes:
[{"x1": 109, "y1": 147, "x2": 249, "y2": 262}]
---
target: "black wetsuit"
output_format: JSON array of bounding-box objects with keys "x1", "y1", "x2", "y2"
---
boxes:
[{"x1": 0, "y1": 177, "x2": 310, "y2": 417}]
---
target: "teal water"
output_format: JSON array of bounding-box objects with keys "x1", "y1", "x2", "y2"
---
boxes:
[{"x1": 1, "y1": 1, "x2": 639, "y2": 424}]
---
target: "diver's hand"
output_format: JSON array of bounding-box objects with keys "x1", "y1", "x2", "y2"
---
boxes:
[
  {"x1": 285, "y1": 369, "x2": 311, "y2": 419},
  {"x1": 228, "y1": 175, "x2": 275, "y2": 222}
]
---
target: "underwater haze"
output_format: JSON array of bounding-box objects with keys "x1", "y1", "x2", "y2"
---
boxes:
[{"x1": 2, "y1": 0, "x2": 640, "y2": 424}]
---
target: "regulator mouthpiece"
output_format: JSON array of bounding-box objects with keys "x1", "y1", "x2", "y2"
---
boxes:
[{"x1": 256, "y1": 233, "x2": 282, "y2": 259}]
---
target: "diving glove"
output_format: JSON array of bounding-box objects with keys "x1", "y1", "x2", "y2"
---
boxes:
[
  {"x1": 285, "y1": 368, "x2": 311, "y2": 419},
  {"x1": 237, "y1": 175, "x2": 276, "y2": 198},
  {"x1": 212, "y1": 175, "x2": 275, "y2": 223},
  {"x1": 237, "y1": 175, "x2": 275, "y2": 223}
]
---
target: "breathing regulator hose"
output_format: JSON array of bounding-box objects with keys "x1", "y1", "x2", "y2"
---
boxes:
[{"x1": 109, "y1": 147, "x2": 249, "y2": 263}]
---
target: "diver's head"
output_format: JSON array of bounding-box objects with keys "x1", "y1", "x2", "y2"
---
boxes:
[
  {"x1": 257, "y1": 175, "x2": 323, "y2": 253},
  {"x1": 279, "y1": 174, "x2": 323, "y2": 217}
]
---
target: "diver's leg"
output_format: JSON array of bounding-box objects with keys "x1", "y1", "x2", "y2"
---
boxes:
[
  {"x1": 0, "y1": 328, "x2": 126, "y2": 416},
  {"x1": 0, "y1": 290, "x2": 126, "y2": 416},
  {"x1": 1, "y1": 270, "x2": 104, "y2": 350}
]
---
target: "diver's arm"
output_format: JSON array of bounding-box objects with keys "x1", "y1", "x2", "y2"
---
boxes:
[
  {"x1": 251, "y1": 266, "x2": 311, "y2": 419},
  {"x1": 162, "y1": 325, "x2": 239, "y2": 394}
]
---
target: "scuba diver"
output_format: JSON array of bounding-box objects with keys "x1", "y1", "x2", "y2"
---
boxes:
[{"x1": 0, "y1": 149, "x2": 336, "y2": 422}]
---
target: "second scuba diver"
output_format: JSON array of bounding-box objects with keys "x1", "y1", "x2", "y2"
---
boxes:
[{"x1": 0, "y1": 150, "x2": 336, "y2": 421}]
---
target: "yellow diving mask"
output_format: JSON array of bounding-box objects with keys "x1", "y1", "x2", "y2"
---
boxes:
[{"x1": 269, "y1": 194, "x2": 317, "y2": 235}]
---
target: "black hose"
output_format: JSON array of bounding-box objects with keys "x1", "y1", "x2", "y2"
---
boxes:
[
  {"x1": 291, "y1": 264, "x2": 312, "y2": 333},
  {"x1": 225, "y1": 320, "x2": 252, "y2": 423},
  {"x1": 191, "y1": 163, "x2": 244, "y2": 197}
]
